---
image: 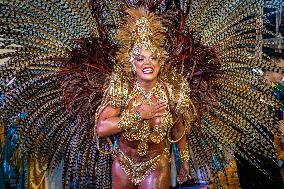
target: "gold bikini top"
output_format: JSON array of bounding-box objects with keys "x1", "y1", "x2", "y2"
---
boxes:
[
  {"x1": 104, "y1": 70, "x2": 196, "y2": 156},
  {"x1": 122, "y1": 82, "x2": 174, "y2": 156}
]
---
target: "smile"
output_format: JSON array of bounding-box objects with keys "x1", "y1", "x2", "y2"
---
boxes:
[{"x1": 142, "y1": 67, "x2": 154, "y2": 74}]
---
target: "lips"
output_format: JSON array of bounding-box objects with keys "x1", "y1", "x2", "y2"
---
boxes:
[{"x1": 142, "y1": 67, "x2": 154, "y2": 74}]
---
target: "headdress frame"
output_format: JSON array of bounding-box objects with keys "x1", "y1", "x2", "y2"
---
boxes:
[{"x1": 115, "y1": 7, "x2": 168, "y2": 78}]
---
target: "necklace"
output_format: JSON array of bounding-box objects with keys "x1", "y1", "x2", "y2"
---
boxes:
[
  {"x1": 123, "y1": 82, "x2": 173, "y2": 156},
  {"x1": 131, "y1": 81, "x2": 158, "y2": 107}
]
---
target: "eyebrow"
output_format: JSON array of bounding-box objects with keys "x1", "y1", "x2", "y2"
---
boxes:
[{"x1": 135, "y1": 54, "x2": 157, "y2": 58}]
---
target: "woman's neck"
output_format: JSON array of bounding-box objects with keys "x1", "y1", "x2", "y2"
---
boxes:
[{"x1": 136, "y1": 78, "x2": 157, "y2": 93}]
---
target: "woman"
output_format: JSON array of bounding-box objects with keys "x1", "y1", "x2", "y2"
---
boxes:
[{"x1": 95, "y1": 8, "x2": 193, "y2": 189}]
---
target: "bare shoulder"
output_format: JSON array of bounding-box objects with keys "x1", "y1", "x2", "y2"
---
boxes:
[{"x1": 99, "y1": 104, "x2": 121, "y2": 120}]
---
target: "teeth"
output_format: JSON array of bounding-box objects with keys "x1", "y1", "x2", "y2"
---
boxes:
[{"x1": 143, "y1": 68, "x2": 153, "y2": 73}]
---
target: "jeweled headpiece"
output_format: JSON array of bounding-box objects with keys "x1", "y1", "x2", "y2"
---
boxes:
[
  {"x1": 132, "y1": 16, "x2": 155, "y2": 55},
  {"x1": 116, "y1": 7, "x2": 168, "y2": 72}
]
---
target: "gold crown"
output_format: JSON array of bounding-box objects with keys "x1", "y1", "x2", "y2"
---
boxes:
[
  {"x1": 115, "y1": 7, "x2": 168, "y2": 73},
  {"x1": 131, "y1": 16, "x2": 156, "y2": 55}
]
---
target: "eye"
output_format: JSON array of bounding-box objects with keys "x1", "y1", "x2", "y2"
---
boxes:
[
  {"x1": 137, "y1": 58, "x2": 144, "y2": 62},
  {"x1": 150, "y1": 56, "x2": 158, "y2": 61},
  {"x1": 135, "y1": 56, "x2": 145, "y2": 62}
]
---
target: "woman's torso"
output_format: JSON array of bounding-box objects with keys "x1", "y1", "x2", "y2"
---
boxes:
[{"x1": 118, "y1": 82, "x2": 174, "y2": 162}]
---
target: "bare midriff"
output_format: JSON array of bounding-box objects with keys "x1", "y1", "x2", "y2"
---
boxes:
[{"x1": 119, "y1": 136, "x2": 166, "y2": 162}]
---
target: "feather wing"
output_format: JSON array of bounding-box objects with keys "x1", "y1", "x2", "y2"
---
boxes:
[
  {"x1": 153, "y1": 0, "x2": 282, "y2": 185},
  {"x1": 0, "y1": 0, "x2": 120, "y2": 187}
]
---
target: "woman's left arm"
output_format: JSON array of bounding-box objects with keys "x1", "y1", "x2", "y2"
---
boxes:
[{"x1": 172, "y1": 116, "x2": 190, "y2": 181}]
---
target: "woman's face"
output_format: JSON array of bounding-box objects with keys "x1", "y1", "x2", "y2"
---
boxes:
[{"x1": 133, "y1": 49, "x2": 160, "y2": 83}]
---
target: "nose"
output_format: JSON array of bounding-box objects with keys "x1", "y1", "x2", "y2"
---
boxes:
[
  {"x1": 144, "y1": 59, "x2": 150, "y2": 65},
  {"x1": 144, "y1": 57, "x2": 151, "y2": 65}
]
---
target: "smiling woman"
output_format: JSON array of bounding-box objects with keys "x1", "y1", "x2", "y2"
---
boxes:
[
  {"x1": 95, "y1": 7, "x2": 193, "y2": 189},
  {"x1": 133, "y1": 49, "x2": 160, "y2": 83}
]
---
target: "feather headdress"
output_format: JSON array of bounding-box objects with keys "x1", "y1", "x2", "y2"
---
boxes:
[{"x1": 115, "y1": 7, "x2": 168, "y2": 73}]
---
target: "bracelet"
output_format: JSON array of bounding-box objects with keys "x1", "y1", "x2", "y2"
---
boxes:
[
  {"x1": 118, "y1": 109, "x2": 141, "y2": 131},
  {"x1": 96, "y1": 136, "x2": 114, "y2": 156},
  {"x1": 179, "y1": 149, "x2": 190, "y2": 163}
]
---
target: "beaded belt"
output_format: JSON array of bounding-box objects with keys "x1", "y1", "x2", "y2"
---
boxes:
[{"x1": 117, "y1": 148, "x2": 169, "y2": 185}]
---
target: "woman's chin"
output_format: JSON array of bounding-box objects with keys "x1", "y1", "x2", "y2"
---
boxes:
[{"x1": 138, "y1": 75, "x2": 158, "y2": 82}]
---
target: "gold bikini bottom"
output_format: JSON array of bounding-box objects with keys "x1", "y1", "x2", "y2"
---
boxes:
[{"x1": 117, "y1": 148, "x2": 170, "y2": 185}]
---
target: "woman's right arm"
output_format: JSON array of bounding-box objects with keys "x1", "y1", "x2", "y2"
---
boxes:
[
  {"x1": 96, "y1": 101, "x2": 168, "y2": 138},
  {"x1": 96, "y1": 105, "x2": 121, "y2": 138}
]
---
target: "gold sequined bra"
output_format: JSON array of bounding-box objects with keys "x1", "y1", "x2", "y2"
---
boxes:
[
  {"x1": 117, "y1": 82, "x2": 174, "y2": 185},
  {"x1": 122, "y1": 82, "x2": 173, "y2": 156}
]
